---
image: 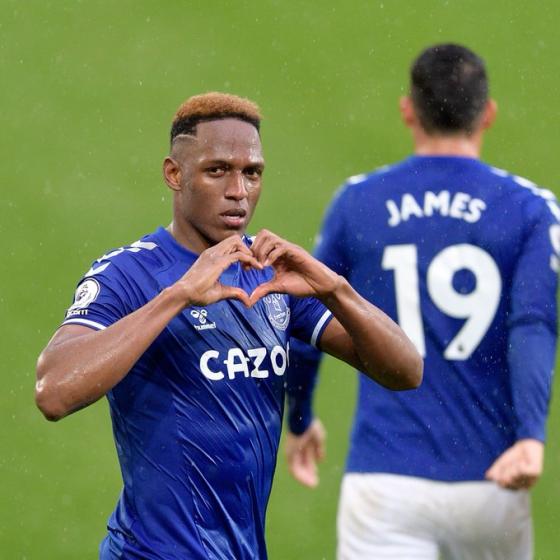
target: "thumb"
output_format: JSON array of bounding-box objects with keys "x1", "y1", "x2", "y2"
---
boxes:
[
  {"x1": 249, "y1": 280, "x2": 281, "y2": 306},
  {"x1": 221, "y1": 286, "x2": 251, "y2": 307}
]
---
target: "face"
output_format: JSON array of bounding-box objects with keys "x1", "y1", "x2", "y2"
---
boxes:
[{"x1": 164, "y1": 118, "x2": 264, "y2": 253}]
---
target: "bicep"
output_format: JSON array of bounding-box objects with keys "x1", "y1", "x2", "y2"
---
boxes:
[
  {"x1": 47, "y1": 324, "x2": 98, "y2": 347},
  {"x1": 317, "y1": 318, "x2": 361, "y2": 370},
  {"x1": 37, "y1": 325, "x2": 98, "y2": 379}
]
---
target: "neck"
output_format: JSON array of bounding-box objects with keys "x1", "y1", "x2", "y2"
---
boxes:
[
  {"x1": 166, "y1": 219, "x2": 210, "y2": 255},
  {"x1": 412, "y1": 129, "x2": 483, "y2": 159}
]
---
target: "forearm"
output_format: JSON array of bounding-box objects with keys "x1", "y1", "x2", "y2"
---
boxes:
[
  {"x1": 508, "y1": 321, "x2": 556, "y2": 441},
  {"x1": 286, "y1": 339, "x2": 322, "y2": 434},
  {"x1": 320, "y1": 277, "x2": 422, "y2": 389},
  {"x1": 36, "y1": 286, "x2": 185, "y2": 420}
]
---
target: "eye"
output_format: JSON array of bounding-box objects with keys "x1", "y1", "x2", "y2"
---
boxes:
[
  {"x1": 244, "y1": 167, "x2": 263, "y2": 180},
  {"x1": 205, "y1": 166, "x2": 226, "y2": 177}
]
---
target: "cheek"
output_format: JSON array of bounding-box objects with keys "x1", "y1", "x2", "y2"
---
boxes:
[
  {"x1": 248, "y1": 184, "x2": 262, "y2": 205},
  {"x1": 246, "y1": 191, "x2": 261, "y2": 217}
]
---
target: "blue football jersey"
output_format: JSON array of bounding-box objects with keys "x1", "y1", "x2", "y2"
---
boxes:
[
  {"x1": 289, "y1": 155, "x2": 559, "y2": 481},
  {"x1": 62, "y1": 226, "x2": 332, "y2": 559}
]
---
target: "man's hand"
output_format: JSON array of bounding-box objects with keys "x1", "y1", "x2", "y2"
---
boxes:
[
  {"x1": 176, "y1": 235, "x2": 262, "y2": 308},
  {"x1": 249, "y1": 230, "x2": 341, "y2": 304},
  {"x1": 285, "y1": 419, "x2": 326, "y2": 488},
  {"x1": 485, "y1": 439, "x2": 544, "y2": 490}
]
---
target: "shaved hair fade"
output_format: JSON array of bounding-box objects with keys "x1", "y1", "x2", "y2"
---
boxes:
[
  {"x1": 170, "y1": 92, "x2": 262, "y2": 142},
  {"x1": 410, "y1": 44, "x2": 489, "y2": 135}
]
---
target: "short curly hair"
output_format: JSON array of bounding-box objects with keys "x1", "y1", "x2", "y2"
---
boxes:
[{"x1": 170, "y1": 92, "x2": 262, "y2": 142}]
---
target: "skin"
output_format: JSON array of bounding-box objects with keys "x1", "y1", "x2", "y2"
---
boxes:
[
  {"x1": 286, "y1": 97, "x2": 544, "y2": 492},
  {"x1": 36, "y1": 118, "x2": 422, "y2": 422}
]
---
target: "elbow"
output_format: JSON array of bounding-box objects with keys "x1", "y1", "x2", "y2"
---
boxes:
[
  {"x1": 35, "y1": 379, "x2": 66, "y2": 422},
  {"x1": 381, "y1": 352, "x2": 424, "y2": 391},
  {"x1": 35, "y1": 383, "x2": 65, "y2": 421},
  {"x1": 35, "y1": 356, "x2": 66, "y2": 422},
  {"x1": 401, "y1": 353, "x2": 424, "y2": 390}
]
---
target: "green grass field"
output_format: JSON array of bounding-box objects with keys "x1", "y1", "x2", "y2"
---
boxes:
[{"x1": 2, "y1": 1, "x2": 560, "y2": 557}]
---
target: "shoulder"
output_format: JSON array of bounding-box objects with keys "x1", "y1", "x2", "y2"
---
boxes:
[
  {"x1": 84, "y1": 231, "x2": 171, "y2": 281},
  {"x1": 329, "y1": 162, "x2": 402, "y2": 205},
  {"x1": 487, "y1": 166, "x2": 560, "y2": 223}
]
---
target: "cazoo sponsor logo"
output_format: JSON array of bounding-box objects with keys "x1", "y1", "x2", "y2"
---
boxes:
[{"x1": 199, "y1": 345, "x2": 289, "y2": 381}]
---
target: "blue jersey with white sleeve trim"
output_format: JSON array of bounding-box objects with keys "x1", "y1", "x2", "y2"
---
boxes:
[
  {"x1": 62, "y1": 226, "x2": 332, "y2": 559},
  {"x1": 289, "y1": 155, "x2": 559, "y2": 481}
]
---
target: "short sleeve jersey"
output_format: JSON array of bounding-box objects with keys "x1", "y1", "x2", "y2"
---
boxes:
[
  {"x1": 62, "y1": 227, "x2": 332, "y2": 560},
  {"x1": 314, "y1": 156, "x2": 559, "y2": 481}
]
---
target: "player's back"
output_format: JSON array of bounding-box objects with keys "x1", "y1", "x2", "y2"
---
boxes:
[{"x1": 316, "y1": 155, "x2": 559, "y2": 481}]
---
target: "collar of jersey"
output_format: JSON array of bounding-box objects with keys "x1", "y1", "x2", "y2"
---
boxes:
[
  {"x1": 407, "y1": 154, "x2": 484, "y2": 165},
  {"x1": 153, "y1": 226, "x2": 249, "y2": 280}
]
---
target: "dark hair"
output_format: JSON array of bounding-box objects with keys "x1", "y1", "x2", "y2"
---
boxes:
[
  {"x1": 170, "y1": 92, "x2": 261, "y2": 142},
  {"x1": 410, "y1": 44, "x2": 488, "y2": 134}
]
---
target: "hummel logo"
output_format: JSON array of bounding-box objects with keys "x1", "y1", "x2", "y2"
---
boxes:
[{"x1": 190, "y1": 309, "x2": 217, "y2": 331}]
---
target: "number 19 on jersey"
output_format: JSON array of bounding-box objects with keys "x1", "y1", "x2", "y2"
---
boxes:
[{"x1": 382, "y1": 243, "x2": 502, "y2": 360}]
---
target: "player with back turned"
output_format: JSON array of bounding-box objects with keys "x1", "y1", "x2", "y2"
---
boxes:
[
  {"x1": 286, "y1": 44, "x2": 560, "y2": 559},
  {"x1": 34, "y1": 93, "x2": 421, "y2": 559}
]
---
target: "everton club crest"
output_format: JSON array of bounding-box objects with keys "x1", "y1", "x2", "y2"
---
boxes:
[{"x1": 263, "y1": 293, "x2": 291, "y2": 331}]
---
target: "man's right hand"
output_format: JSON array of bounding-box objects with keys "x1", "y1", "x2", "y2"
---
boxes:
[
  {"x1": 485, "y1": 438, "x2": 544, "y2": 490},
  {"x1": 285, "y1": 419, "x2": 326, "y2": 488},
  {"x1": 175, "y1": 235, "x2": 262, "y2": 308},
  {"x1": 36, "y1": 235, "x2": 262, "y2": 421}
]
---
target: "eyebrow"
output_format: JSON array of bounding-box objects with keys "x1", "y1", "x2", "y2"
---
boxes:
[{"x1": 201, "y1": 158, "x2": 265, "y2": 167}]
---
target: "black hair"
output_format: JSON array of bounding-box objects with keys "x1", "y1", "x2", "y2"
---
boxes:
[
  {"x1": 170, "y1": 113, "x2": 260, "y2": 142},
  {"x1": 170, "y1": 93, "x2": 262, "y2": 143},
  {"x1": 410, "y1": 43, "x2": 488, "y2": 134}
]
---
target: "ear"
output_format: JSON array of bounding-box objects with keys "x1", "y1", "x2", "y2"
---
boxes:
[
  {"x1": 163, "y1": 157, "x2": 182, "y2": 191},
  {"x1": 481, "y1": 99, "x2": 497, "y2": 130},
  {"x1": 399, "y1": 96, "x2": 416, "y2": 128}
]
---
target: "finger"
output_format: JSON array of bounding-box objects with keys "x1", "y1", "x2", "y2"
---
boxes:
[
  {"x1": 227, "y1": 237, "x2": 254, "y2": 257},
  {"x1": 486, "y1": 457, "x2": 511, "y2": 484},
  {"x1": 506, "y1": 475, "x2": 534, "y2": 491},
  {"x1": 249, "y1": 281, "x2": 284, "y2": 306},
  {"x1": 295, "y1": 448, "x2": 318, "y2": 488},
  {"x1": 291, "y1": 462, "x2": 317, "y2": 488},
  {"x1": 286, "y1": 438, "x2": 319, "y2": 488},
  {"x1": 262, "y1": 246, "x2": 287, "y2": 267},
  {"x1": 220, "y1": 286, "x2": 251, "y2": 307},
  {"x1": 314, "y1": 438, "x2": 326, "y2": 462},
  {"x1": 251, "y1": 232, "x2": 281, "y2": 264},
  {"x1": 250, "y1": 229, "x2": 274, "y2": 254},
  {"x1": 485, "y1": 448, "x2": 514, "y2": 481},
  {"x1": 226, "y1": 251, "x2": 263, "y2": 270},
  {"x1": 499, "y1": 460, "x2": 523, "y2": 489},
  {"x1": 209, "y1": 235, "x2": 243, "y2": 254},
  {"x1": 288, "y1": 450, "x2": 314, "y2": 487}
]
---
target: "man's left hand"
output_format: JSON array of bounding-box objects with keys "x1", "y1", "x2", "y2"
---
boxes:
[
  {"x1": 249, "y1": 230, "x2": 340, "y2": 304},
  {"x1": 485, "y1": 438, "x2": 544, "y2": 490}
]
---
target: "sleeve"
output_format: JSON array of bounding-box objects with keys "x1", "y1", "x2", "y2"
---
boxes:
[
  {"x1": 286, "y1": 338, "x2": 323, "y2": 434},
  {"x1": 285, "y1": 183, "x2": 352, "y2": 433},
  {"x1": 61, "y1": 261, "x2": 131, "y2": 331},
  {"x1": 313, "y1": 183, "x2": 352, "y2": 276},
  {"x1": 289, "y1": 295, "x2": 333, "y2": 349},
  {"x1": 508, "y1": 197, "x2": 559, "y2": 441}
]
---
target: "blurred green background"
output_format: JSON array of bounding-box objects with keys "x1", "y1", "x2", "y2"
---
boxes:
[{"x1": 2, "y1": 1, "x2": 559, "y2": 558}]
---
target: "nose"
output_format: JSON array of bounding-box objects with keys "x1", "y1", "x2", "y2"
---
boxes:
[{"x1": 224, "y1": 172, "x2": 248, "y2": 200}]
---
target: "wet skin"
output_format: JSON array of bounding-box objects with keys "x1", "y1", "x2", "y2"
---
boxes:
[{"x1": 163, "y1": 118, "x2": 265, "y2": 254}]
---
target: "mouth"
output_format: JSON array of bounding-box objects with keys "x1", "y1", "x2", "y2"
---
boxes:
[{"x1": 220, "y1": 208, "x2": 247, "y2": 228}]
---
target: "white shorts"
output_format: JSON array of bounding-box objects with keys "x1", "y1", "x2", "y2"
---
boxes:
[{"x1": 337, "y1": 473, "x2": 532, "y2": 560}]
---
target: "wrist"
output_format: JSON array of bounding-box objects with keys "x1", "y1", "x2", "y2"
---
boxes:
[
  {"x1": 288, "y1": 409, "x2": 313, "y2": 435},
  {"x1": 161, "y1": 283, "x2": 192, "y2": 312},
  {"x1": 318, "y1": 275, "x2": 350, "y2": 304}
]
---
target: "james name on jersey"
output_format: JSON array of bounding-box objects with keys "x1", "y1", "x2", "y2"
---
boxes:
[{"x1": 386, "y1": 189, "x2": 487, "y2": 227}]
